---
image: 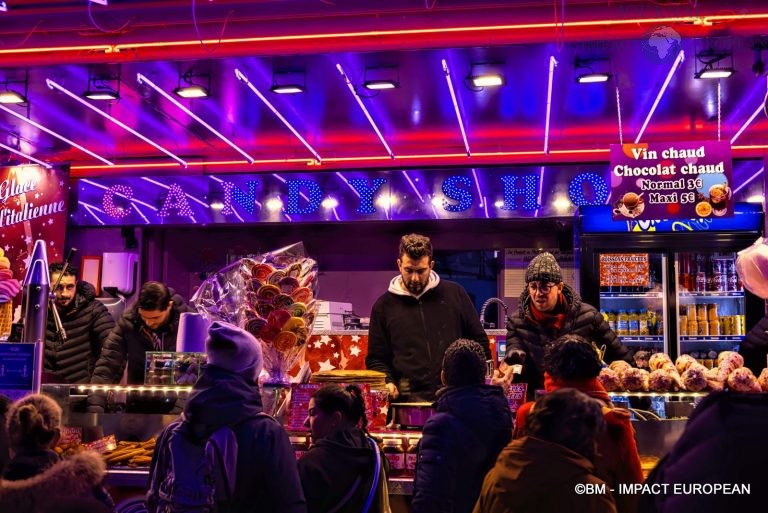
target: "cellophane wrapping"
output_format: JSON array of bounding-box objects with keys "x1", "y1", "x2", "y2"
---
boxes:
[{"x1": 191, "y1": 242, "x2": 318, "y2": 385}]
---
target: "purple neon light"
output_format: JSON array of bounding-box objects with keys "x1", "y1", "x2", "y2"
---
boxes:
[
  {"x1": 335, "y1": 172, "x2": 360, "y2": 197},
  {"x1": 534, "y1": 165, "x2": 545, "y2": 217},
  {"x1": 209, "y1": 176, "x2": 247, "y2": 222},
  {"x1": 402, "y1": 171, "x2": 424, "y2": 203},
  {"x1": 335, "y1": 63, "x2": 394, "y2": 159},
  {"x1": 234, "y1": 69, "x2": 321, "y2": 163},
  {"x1": 0, "y1": 142, "x2": 52, "y2": 169},
  {"x1": 634, "y1": 50, "x2": 685, "y2": 144},
  {"x1": 441, "y1": 59, "x2": 470, "y2": 157},
  {"x1": 80, "y1": 178, "x2": 158, "y2": 211},
  {"x1": 79, "y1": 201, "x2": 105, "y2": 225},
  {"x1": 730, "y1": 102, "x2": 765, "y2": 145},
  {"x1": 46, "y1": 78, "x2": 188, "y2": 167},
  {"x1": 470, "y1": 168, "x2": 483, "y2": 208},
  {"x1": 544, "y1": 56, "x2": 558, "y2": 154},
  {"x1": 141, "y1": 177, "x2": 209, "y2": 207},
  {"x1": 131, "y1": 204, "x2": 150, "y2": 224},
  {"x1": 0, "y1": 103, "x2": 114, "y2": 166},
  {"x1": 733, "y1": 167, "x2": 765, "y2": 195},
  {"x1": 136, "y1": 73, "x2": 255, "y2": 164}
]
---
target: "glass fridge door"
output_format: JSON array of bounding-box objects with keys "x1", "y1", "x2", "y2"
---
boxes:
[
  {"x1": 675, "y1": 252, "x2": 744, "y2": 367},
  {"x1": 598, "y1": 252, "x2": 667, "y2": 367}
]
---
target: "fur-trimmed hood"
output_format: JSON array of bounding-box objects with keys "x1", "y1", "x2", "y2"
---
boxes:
[{"x1": 0, "y1": 450, "x2": 106, "y2": 512}]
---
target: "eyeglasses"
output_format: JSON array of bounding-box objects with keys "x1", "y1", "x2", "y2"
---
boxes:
[{"x1": 528, "y1": 282, "x2": 556, "y2": 294}]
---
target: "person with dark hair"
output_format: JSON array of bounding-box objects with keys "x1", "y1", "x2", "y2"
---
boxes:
[
  {"x1": 412, "y1": 339, "x2": 512, "y2": 513},
  {"x1": 298, "y1": 384, "x2": 389, "y2": 513},
  {"x1": 513, "y1": 334, "x2": 642, "y2": 513},
  {"x1": 367, "y1": 234, "x2": 490, "y2": 401},
  {"x1": 147, "y1": 321, "x2": 306, "y2": 513},
  {"x1": 89, "y1": 281, "x2": 194, "y2": 390},
  {"x1": 474, "y1": 388, "x2": 616, "y2": 513},
  {"x1": 0, "y1": 394, "x2": 114, "y2": 512},
  {"x1": 500, "y1": 252, "x2": 632, "y2": 398},
  {"x1": 44, "y1": 263, "x2": 115, "y2": 384}
]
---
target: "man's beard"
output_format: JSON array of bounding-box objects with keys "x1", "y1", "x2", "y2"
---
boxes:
[{"x1": 406, "y1": 281, "x2": 426, "y2": 295}]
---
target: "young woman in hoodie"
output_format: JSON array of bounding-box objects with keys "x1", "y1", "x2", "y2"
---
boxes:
[
  {"x1": 0, "y1": 394, "x2": 113, "y2": 512},
  {"x1": 299, "y1": 384, "x2": 389, "y2": 513},
  {"x1": 512, "y1": 334, "x2": 643, "y2": 513}
]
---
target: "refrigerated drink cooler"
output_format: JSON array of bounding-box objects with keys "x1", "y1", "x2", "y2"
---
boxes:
[{"x1": 578, "y1": 203, "x2": 764, "y2": 362}]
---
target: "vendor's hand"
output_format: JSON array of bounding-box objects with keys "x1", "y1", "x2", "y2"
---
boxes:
[
  {"x1": 386, "y1": 382, "x2": 400, "y2": 400},
  {"x1": 490, "y1": 361, "x2": 515, "y2": 387}
]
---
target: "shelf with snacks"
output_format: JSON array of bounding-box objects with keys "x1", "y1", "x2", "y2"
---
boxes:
[{"x1": 600, "y1": 292, "x2": 664, "y2": 299}]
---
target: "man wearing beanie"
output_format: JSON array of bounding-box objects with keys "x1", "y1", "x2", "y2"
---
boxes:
[
  {"x1": 147, "y1": 321, "x2": 306, "y2": 513},
  {"x1": 501, "y1": 252, "x2": 632, "y2": 398}
]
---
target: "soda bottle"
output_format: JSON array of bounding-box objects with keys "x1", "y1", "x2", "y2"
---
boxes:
[
  {"x1": 705, "y1": 255, "x2": 717, "y2": 292},
  {"x1": 726, "y1": 257, "x2": 738, "y2": 292},
  {"x1": 695, "y1": 254, "x2": 707, "y2": 292}
]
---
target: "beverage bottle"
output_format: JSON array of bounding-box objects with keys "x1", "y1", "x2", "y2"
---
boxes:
[
  {"x1": 679, "y1": 254, "x2": 691, "y2": 291},
  {"x1": 705, "y1": 255, "x2": 716, "y2": 292},
  {"x1": 726, "y1": 257, "x2": 738, "y2": 292},
  {"x1": 695, "y1": 254, "x2": 707, "y2": 292},
  {"x1": 607, "y1": 311, "x2": 617, "y2": 332},
  {"x1": 715, "y1": 259, "x2": 726, "y2": 292},
  {"x1": 639, "y1": 310, "x2": 650, "y2": 336},
  {"x1": 617, "y1": 310, "x2": 629, "y2": 337},
  {"x1": 382, "y1": 439, "x2": 406, "y2": 477},
  {"x1": 646, "y1": 307, "x2": 657, "y2": 335},
  {"x1": 628, "y1": 310, "x2": 640, "y2": 336},
  {"x1": 656, "y1": 311, "x2": 664, "y2": 336}
]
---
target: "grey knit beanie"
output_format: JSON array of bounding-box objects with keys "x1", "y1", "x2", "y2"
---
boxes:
[{"x1": 525, "y1": 252, "x2": 562, "y2": 284}]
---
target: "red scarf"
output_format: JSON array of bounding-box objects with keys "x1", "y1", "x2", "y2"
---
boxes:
[
  {"x1": 528, "y1": 292, "x2": 568, "y2": 330},
  {"x1": 544, "y1": 372, "x2": 612, "y2": 405}
]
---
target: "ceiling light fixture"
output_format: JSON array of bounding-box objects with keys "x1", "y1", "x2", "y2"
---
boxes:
[
  {"x1": 362, "y1": 66, "x2": 400, "y2": 91},
  {"x1": 235, "y1": 68, "x2": 321, "y2": 162},
  {"x1": 635, "y1": 49, "x2": 685, "y2": 143},
  {"x1": 574, "y1": 57, "x2": 611, "y2": 84},
  {"x1": 173, "y1": 68, "x2": 211, "y2": 99},
  {"x1": 47, "y1": 78, "x2": 187, "y2": 167},
  {"x1": 0, "y1": 102, "x2": 114, "y2": 166},
  {"x1": 468, "y1": 63, "x2": 505, "y2": 89},
  {"x1": 0, "y1": 89, "x2": 27, "y2": 104},
  {"x1": 270, "y1": 69, "x2": 306, "y2": 94},
  {"x1": 0, "y1": 141, "x2": 52, "y2": 169},
  {"x1": 442, "y1": 59, "x2": 470, "y2": 157},
  {"x1": 336, "y1": 63, "x2": 394, "y2": 159},
  {"x1": 694, "y1": 50, "x2": 735, "y2": 80},
  {"x1": 544, "y1": 56, "x2": 558, "y2": 154},
  {"x1": 83, "y1": 66, "x2": 121, "y2": 101},
  {"x1": 137, "y1": 72, "x2": 253, "y2": 163},
  {"x1": 0, "y1": 72, "x2": 30, "y2": 105}
]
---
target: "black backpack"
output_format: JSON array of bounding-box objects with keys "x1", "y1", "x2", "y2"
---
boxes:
[{"x1": 147, "y1": 414, "x2": 266, "y2": 513}]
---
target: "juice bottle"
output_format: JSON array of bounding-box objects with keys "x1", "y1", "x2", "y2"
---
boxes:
[
  {"x1": 382, "y1": 438, "x2": 405, "y2": 477},
  {"x1": 616, "y1": 310, "x2": 629, "y2": 337},
  {"x1": 607, "y1": 311, "x2": 617, "y2": 333},
  {"x1": 639, "y1": 309, "x2": 650, "y2": 336},
  {"x1": 628, "y1": 310, "x2": 640, "y2": 336}
]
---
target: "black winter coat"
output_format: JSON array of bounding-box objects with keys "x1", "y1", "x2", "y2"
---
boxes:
[
  {"x1": 298, "y1": 427, "x2": 385, "y2": 513},
  {"x1": 366, "y1": 279, "x2": 490, "y2": 400},
  {"x1": 44, "y1": 281, "x2": 115, "y2": 384},
  {"x1": 147, "y1": 365, "x2": 307, "y2": 513},
  {"x1": 504, "y1": 285, "x2": 632, "y2": 397},
  {"x1": 412, "y1": 384, "x2": 512, "y2": 513},
  {"x1": 739, "y1": 314, "x2": 768, "y2": 375},
  {"x1": 90, "y1": 289, "x2": 194, "y2": 385},
  {"x1": 641, "y1": 391, "x2": 768, "y2": 512}
]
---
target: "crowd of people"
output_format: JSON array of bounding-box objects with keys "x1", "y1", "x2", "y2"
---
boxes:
[{"x1": 1, "y1": 242, "x2": 766, "y2": 512}]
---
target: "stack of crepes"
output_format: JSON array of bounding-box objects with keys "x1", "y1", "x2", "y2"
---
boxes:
[
  {"x1": 191, "y1": 242, "x2": 318, "y2": 385},
  {"x1": 0, "y1": 248, "x2": 22, "y2": 336}
]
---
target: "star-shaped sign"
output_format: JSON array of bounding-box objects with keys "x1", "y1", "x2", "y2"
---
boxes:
[
  {"x1": 313, "y1": 340, "x2": 323, "y2": 349},
  {"x1": 349, "y1": 345, "x2": 361, "y2": 357},
  {"x1": 351, "y1": 335, "x2": 361, "y2": 343},
  {"x1": 317, "y1": 359, "x2": 336, "y2": 372},
  {"x1": 319, "y1": 335, "x2": 331, "y2": 344}
]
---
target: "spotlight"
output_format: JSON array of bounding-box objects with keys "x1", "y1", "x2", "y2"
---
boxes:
[
  {"x1": 574, "y1": 58, "x2": 611, "y2": 84},
  {"x1": 173, "y1": 68, "x2": 210, "y2": 99},
  {"x1": 270, "y1": 69, "x2": 306, "y2": 94},
  {"x1": 321, "y1": 197, "x2": 338, "y2": 209},
  {"x1": 83, "y1": 66, "x2": 121, "y2": 101},
  {"x1": 0, "y1": 72, "x2": 30, "y2": 105},
  {"x1": 694, "y1": 50, "x2": 735, "y2": 80},
  {"x1": 467, "y1": 63, "x2": 505, "y2": 89},
  {"x1": 208, "y1": 190, "x2": 224, "y2": 211},
  {"x1": 362, "y1": 66, "x2": 400, "y2": 91}
]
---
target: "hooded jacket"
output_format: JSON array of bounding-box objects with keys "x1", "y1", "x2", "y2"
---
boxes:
[
  {"x1": 298, "y1": 427, "x2": 387, "y2": 513},
  {"x1": 367, "y1": 274, "x2": 490, "y2": 400},
  {"x1": 147, "y1": 365, "x2": 306, "y2": 513},
  {"x1": 514, "y1": 374, "x2": 643, "y2": 513},
  {"x1": 44, "y1": 280, "x2": 115, "y2": 384},
  {"x1": 504, "y1": 284, "x2": 632, "y2": 396},
  {"x1": 412, "y1": 384, "x2": 512, "y2": 513},
  {"x1": 473, "y1": 436, "x2": 617, "y2": 513},
  {"x1": 641, "y1": 391, "x2": 768, "y2": 513},
  {"x1": 90, "y1": 288, "x2": 194, "y2": 385},
  {"x1": 0, "y1": 450, "x2": 111, "y2": 513}
]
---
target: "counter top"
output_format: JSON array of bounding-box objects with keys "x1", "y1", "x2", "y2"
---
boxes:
[{"x1": 311, "y1": 329, "x2": 507, "y2": 336}]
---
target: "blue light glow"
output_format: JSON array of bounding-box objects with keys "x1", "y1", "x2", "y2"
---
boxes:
[
  {"x1": 222, "y1": 181, "x2": 260, "y2": 215},
  {"x1": 348, "y1": 178, "x2": 387, "y2": 214},
  {"x1": 568, "y1": 172, "x2": 609, "y2": 206},
  {"x1": 442, "y1": 175, "x2": 473, "y2": 212},
  {"x1": 284, "y1": 179, "x2": 323, "y2": 214},
  {"x1": 158, "y1": 184, "x2": 193, "y2": 217},
  {"x1": 500, "y1": 174, "x2": 539, "y2": 211}
]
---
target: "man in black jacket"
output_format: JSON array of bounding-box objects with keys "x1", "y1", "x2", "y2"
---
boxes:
[
  {"x1": 366, "y1": 234, "x2": 490, "y2": 402},
  {"x1": 501, "y1": 252, "x2": 632, "y2": 398},
  {"x1": 90, "y1": 281, "x2": 194, "y2": 387},
  {"x1": 412, "y1": 339, "x2": 512, "y2": 513},
  {"x1": 45, "y1": 263, "x2": 115, "y2": 384}
]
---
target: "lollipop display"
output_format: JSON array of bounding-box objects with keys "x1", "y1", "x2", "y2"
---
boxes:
[{"x1": 191, "y1": 242, "x2": 318, "y2": 385}]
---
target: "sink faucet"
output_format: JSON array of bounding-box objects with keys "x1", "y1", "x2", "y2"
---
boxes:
[{"x1": 479, "y1": 297, "x2": 510, "y2": 329}]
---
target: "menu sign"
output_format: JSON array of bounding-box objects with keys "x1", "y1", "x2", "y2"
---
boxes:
[
  {"x1": 610, "y1": 141, "x2": 732, "y2": 221},
  {"x1": 287, "y1": 383, "x2": 387, "y2": 431},
  {"x1": 599, "y1": 253, "x2": 650, "y2": 287}
]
